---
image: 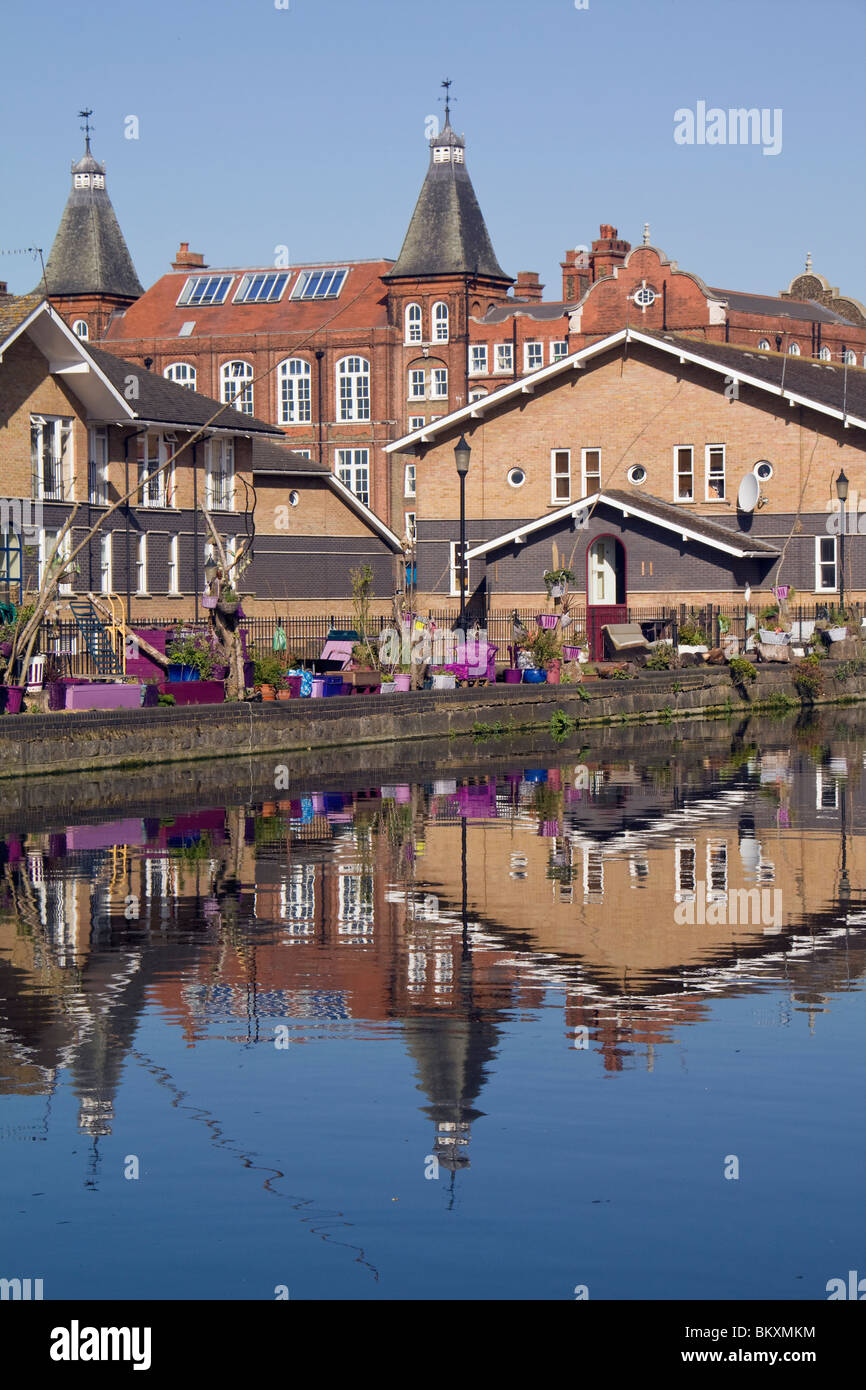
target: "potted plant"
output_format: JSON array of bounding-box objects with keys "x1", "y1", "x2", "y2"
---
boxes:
[
  {"x1": 251, "y1": 650, "x2": 285, "y2": 701},
  {"x1": 523, "y1": 626, "x2": 560, "y2": 675},
  {"x1": 216, "y1": 587, "x2": 241, "y2": 616},
  {"x1": 543, "y1": 567, "x2": 576, "y2": 600},
  {"x1": 167, "y1": 631, "x2": 215, "y2": 681}
]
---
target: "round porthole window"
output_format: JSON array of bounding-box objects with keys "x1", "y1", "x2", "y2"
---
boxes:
[
  {"x1": 507, "y1": 468, "x2": 526, "y2": 488},
  {"x1": 627, "y1": 464, "x2": 647, "y2": 485},
  {"x1": 289, "y1": 490, "x2": 300, "y2": 506},
  {"x1": 754, "y1": 461, "x2": 773, "y2": 482},
  {"x1": 633, "y1": 285, "x2": 656, "y2": 308}
]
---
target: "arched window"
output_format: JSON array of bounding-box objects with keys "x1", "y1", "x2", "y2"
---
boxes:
[
  {"x1": 164, "y1": 362, "x2": 197, "y2": 390},
  {"x1": 819, "y1": 346, "x2": 832, "y2": 362},
  {"x1": 221, "y1": 360, "x2": 253, "y2": 415},
  {"x1": 278, "y1": 358, "x2": 311, "y2": 424},
  {"x1": 432, "y1": 302, "x2": 449, "y2": 342},
  {"x1": 788, "y1": 342, "x2": 800, "y2": 356},
  {"x1": 405, "y1": 303, "x2": 422, "y2": 344},
  {"x1": 757, "y1": 339, "x2": 770, "y2": 351},
  {"x1": 72, "y1": 319, "x2": 89, "y2": 340},
  {"x1": 337, "y1": 356, "x2": 370, "y2": 421},
  {"x1": 844, "y1": 349, "x2": 857, "y2": 365}
]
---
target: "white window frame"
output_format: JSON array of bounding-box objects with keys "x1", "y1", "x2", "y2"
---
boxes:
[
  {"x1": 705, "y1": 443, "x2": 726, "y2": 501},
  {"x1": 220, "y1": 360, "x2": 254, "y2": 415},
  {"x1": 469, "y1": 344, "x2": 488, "y2": 375},
  {"x1": 405, "y1": 512, "x2": 416, "y2": 543},
  {"x1": 278, "y1": 357, "x2": 312, "y2": 424},
  {"x1": 449, "y1": 540, "x2": 470, "y2": 598},
  {"x1": 551, "y1": 449, "x2": 571, "y2": 504},
  {"x1": 706, "y1": 840, "x2": 728, "y2": 903},
  {"x1": 164, "y1": 362, "x2": 196, "y2": 390},
  {"x1": 468, "y1": 389, "x2": 487, "y2": 403},
  {"x1": 223, "y1": 534, "x2": 238, "y2": 582},
  {"x1": 99, "y1": 531, "x2": 112, "y2": 595},
  {"x1": 674, "y1": 445, "x2": 694, "y2": 502},
  {"x1": 168, "y1": 535, "x2": 180, "y2": 595},
  {"x1": 431, "y1": 367, "x2": 448, "y2": 399},
  {"x1": 819, "y1": 347, "x2": 832, "y2": 362},
  {"x1": 404, "y1": 463, "x2": 416, "y2": 497},
  {"x1": 409, "y1": 415, "x2": 425, "y2": 431},
  {"x1": 136, "y1": 533, "x2": 148, "y2": 595},
  {"x1": 72, "y1": 319, "x2": 89, "y2": 340},
  {"x1": 409, "y1": 368, "x2": 426, "y2": 399},
  {"x1": 336, "y1": 448, "x2": 370, "y2": 507},
  {"x1": 757, "y1": 339, "x2": 770, "y2": 351},
  {"x1": 205, "y1": 438, "x2": 235, "y2": 511},
  {"x1": 89, "y1": 426, "x2": 108, "y2": 505},
  {"x1": 337, "y1": 356, "x2": 370, "y2": 421},
  {"x1": 137, "y1": 432, "x2": 173, "y2": 509},
  {"x1": 177, "y1": 274, "x2": 234, "y2": 307},
  {"x1": 788, "y1": 342, "x2": 801, "y2": 356},
  {"x1": 550, "y1": 340, "x2": 568, "y2": 362},
  {"x1": 581, "y1": 447, "x2": 601, "y2": 494},
  {"x1": 39, "y1": 528, "x2": 73, "y2": 595},
  {"x1": 844, "y1": 349, "x2": 857, "y2": 365},
  {"x1": 31, "y1": 415, "x2": 73, "y2": 502},
  {"x1": 524, "y1": 341, "x2": 543, "y2": 372},
  {"x1": 432, "y1": 302, "x2": 449, "y2": 343},
  {"x1": 675, "y1": 839, "x2": 697, "y2": 904},
  {"x1": 405, "y1": 303, "x2": 422, "y2": 344},
  {"x1": 494, "y1": 342, "x2": 513, "y2": 374},
  {"x1": 815, "y1": 534, "x2": 837, "y2": 592}
]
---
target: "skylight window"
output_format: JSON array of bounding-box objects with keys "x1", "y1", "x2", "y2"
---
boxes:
[
  {"x1": 233, "y1": 271, "x2": 290, "y2": 304},
  {"x1": 176, "y1": 274, "x2": 234, "y2": 307},
  {"x1": 291, "y1": 268, "x2": 348, "y2": 300}
]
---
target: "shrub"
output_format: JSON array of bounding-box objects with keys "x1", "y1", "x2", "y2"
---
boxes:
[
  {"x1": 249, "y1": 648, "x2": 285, "y2": 688},
  {"x1": 646, "y1": 643, "x2": 676, "y2": 670},
  {"x1": 794, "y1": 654, "x2": 824, "y2": 699},
  {"x1": 729, "y1": 657, "x2": 757, "y2": 686},
  {"x1": 523, "y1": 628, "x2": 561, "y2": 666},
  {"x1": 678, "y1": 616, "x2": 709, "y2": 645},
  {"x1": 167, "y1": 631, "x2": 215, "y2": 678}
]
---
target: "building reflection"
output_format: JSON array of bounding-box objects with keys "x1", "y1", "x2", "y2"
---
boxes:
[{"x1": 0, "y1": 728, "x2": 864, "y2": 1163}]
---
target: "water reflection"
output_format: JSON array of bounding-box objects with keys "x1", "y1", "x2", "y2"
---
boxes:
[{"x1": 1, "y1": 720, "x2": 864, "y2": 1295}]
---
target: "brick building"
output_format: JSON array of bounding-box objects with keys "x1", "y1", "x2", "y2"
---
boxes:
[
  {"x1": 31, "y1": 114, "x2": 866, "y2": 610},
  {"x1": 0, "y1": 297, "x2": 401, "y2": 618},
  {"x1": 387, "y1": 326, "x2": 866, "y2": 627}
]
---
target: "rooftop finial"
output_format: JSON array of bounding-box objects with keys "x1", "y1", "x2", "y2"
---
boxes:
[
  {"x1": 440, "y1": 78, "x2": 453, "y2": 129},
  {"x1": 805, "y1": 251, "x2": 812, "y2": 272},
  {"x1": 78, "y1": 108, "x2": 94, "y2": 154},
  {"x1": 643, "y1": 222, "x2": 650, "y2": 246}
]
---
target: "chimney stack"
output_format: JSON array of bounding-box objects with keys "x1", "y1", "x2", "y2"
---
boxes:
[
  {"x1": 514, "y1": 271, "x2": 544, "y2": 303},
  {"x1": 172, "y1": 242, "x2": 208, "y2": 271}
]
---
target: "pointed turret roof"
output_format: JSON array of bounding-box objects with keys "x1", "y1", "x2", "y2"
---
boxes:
[
  {"x1": 386, "y1": 115, "x2": 510, "y2": 282},
  {"x1": 44, "y1": 133, "x2": 143, "y2": 299}
]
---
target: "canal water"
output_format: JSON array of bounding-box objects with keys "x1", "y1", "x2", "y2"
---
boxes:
[{"x1": 1, "y1": 715, "x2": 864, "y2": 1301}]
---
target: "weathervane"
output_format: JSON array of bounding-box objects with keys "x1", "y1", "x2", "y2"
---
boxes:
[
  {"x1": 78, "y1": 108, "x2": 94, "y2": 153},
  {"x1": 440, "y1": 79, "x2": 454, "y2": 128}
]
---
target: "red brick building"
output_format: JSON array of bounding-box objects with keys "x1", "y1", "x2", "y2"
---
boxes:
[{"x1": 35, "y1": 114, "x2": 866, "y2": 579}]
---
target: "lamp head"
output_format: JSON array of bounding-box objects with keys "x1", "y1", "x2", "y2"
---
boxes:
[
  {"x1": 836, "y1": 469, "x2": 850, "y2": 503},
  {"x1": 454, "y1": 434, "x2": 471, "y2": 477}
]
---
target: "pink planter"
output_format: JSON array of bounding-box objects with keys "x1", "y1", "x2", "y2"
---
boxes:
[
  {"x1": 504, "y1": 668, "x2": 522, "y2": 683},
  {"x1": 562, "y1": 645, "x2": 582, "y2": 661},
  {"x1": 65, "y1": 683, "x2": 143, "y2": 711},
  {"x1": 393, "y1": 672, "x2": 412, "y2": 691},
  {"x1": 536, "y1": 614, "x2": 558, "y2": 630},
  {"x1": 156, "y1": 680, "x2": 225, "y2": 706},
  {"x1": 3, "y1": 685, "x2": 25, "y2": 714}
]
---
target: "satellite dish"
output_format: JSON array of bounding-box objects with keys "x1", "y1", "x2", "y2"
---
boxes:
[{"x1": 737, "y1": 472, "x2": 761, "y2": 512}]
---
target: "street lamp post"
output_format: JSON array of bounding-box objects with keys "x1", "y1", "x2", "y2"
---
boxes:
[
  {"x1": 836, "y1": 470, "x2": 849, "y2": 616},
  {"x1": 454, "y1": 435, "x2": 471, "y2": 631}
]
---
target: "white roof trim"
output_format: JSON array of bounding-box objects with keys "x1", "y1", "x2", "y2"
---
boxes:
[
  {"x1": 0, "y1": 299, "x2": 134, "y2": 419},
  {"x1": 385, "y1": 323, "x2": 866, "y2": 455},
  {"x1": 465, "y1": 491, "x2": 776, "y2": 561},
  {"x1": 327, "y1": 472, "x2": 403, "y2": 552}
]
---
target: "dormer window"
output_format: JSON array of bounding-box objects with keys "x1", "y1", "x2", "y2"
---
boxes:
[
  {"x1": 74, "y1": 173, "x2": 90, "y2": 189},
  {"x1": 92, "y1": 174, "x2": 105, "y2": 189},
  {"x1": 72, "y1": 320, "x2": 89, "y2": 340},
  {"x1": 432, "y1": 146, "x2": 464, "y2": 163}
]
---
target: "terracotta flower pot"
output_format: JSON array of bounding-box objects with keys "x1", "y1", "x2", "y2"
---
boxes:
[
  {"x1": 277, "y1": 689, "x2": 292, "y2": 701},
  {"x1": 260, "y1": 683, "x2": 276, "y2": 701},
  {"x1": 547, "y1": 659, "x2": 562, "y2": 685}
]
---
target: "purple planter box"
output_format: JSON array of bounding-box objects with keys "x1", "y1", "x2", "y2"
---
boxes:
[
  {"x1": 65, "y1": 684, "x2": 143, "y2": 711},
  {"x1": 156, "y1": 680, "x2": 225, "y2": 706}
]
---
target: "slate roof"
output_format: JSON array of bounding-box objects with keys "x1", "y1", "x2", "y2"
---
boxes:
[
  {"x1": 251, "y1": 437, "x2": 331, "y2": 474},
  {"x1": 478, "y1": 301, "x2": 569, "y2": 324},
  {"x1": 44, "y1": 158, "x2": 143, "y2": 299},
  {"x1": 709, "y1": 287, "x2": 857, "y2": 326},
  {"x1": 385, "y1": 124, "x2": 510, "y2": 281},
  {"x1": 601, "y1": 488, "x2": 779, "y2": 555},
  {"x1": 640, "y1": 330, "x2": 866, "y2": 419},
  {"x1": 0, "y1": 293, "x2": 43, "y2": 342},
  {"x1": 85, "y1": 344, "x2": 279, "y2": 433}
]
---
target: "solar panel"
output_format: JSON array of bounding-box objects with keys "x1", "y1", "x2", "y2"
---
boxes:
[
  {"x1": 176, "y1": 274, "x2": 234, "y2": 307},
  {"x1": 291, "y1": 268, "x2": 349, "y2": 300},
  {"x1": 234, "y1": 271, "x2": 290, "y2": 304}
]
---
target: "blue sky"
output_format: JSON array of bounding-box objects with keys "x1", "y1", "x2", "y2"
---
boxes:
[{"x1": 3, "y1": 0, "x2": 864, "y2": 300}]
